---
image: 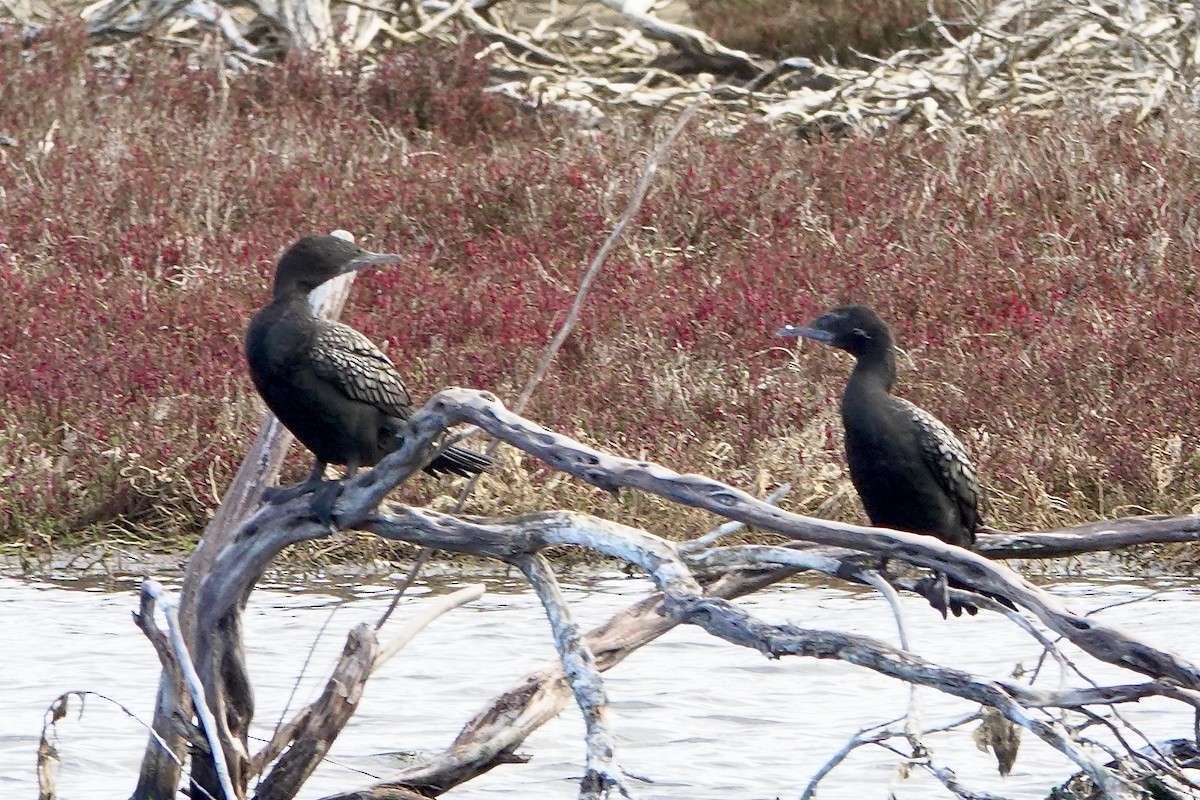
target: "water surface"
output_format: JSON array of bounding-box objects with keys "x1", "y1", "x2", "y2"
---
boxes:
[{"x1": 2, "y1": 569, "x2": 1197, "y2": 799}]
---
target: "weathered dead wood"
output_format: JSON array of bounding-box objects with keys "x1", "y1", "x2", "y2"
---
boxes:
[
  {"x1": 37, "y1": 699, "x2": 64, "y2": 800},
  {"x1": 158, "y1": 384, "x2": 1199, "y2": 799},
  {"x1": 148, "y1": 581, "x2": 242, "y2": 800},
  {"x1": 255, "y1": 624, "x2": 378, "y2": 800},
  {"x1": 144, "y1": 378, "x2": 1200, "y2": 800},
  {"x1": 198, "y1": 494, "x2": 1193, "y2": 797},
  {"x1": 517, "y1": 553, "x2": 632, "y2": 799},
  {"x1": 338, "y1": 534, "x2": 1200, "y2": 799},
  {"x1": 358, "y1": 507, "x2": 1178, "y2": 798},
  {"x1": 38, "y1": 691, "x2": 187, "y2": 800},
  {"x1": 250, "y1": 583, "x2": 485, "y2": 781},
  {"x1": 345, "y1": 565, "x2": 796, "y2": 796},
  {"x1": 978, "y1": 515, "x2": 1200, "y2": 559},
  {"x1": 59, "y1": 0, "x2": 1200, "y2": 133},
  {"x1": 131, "y1": 579, "x2": 194, "y2": 783},
  {"x1": 371, "y1": 583, "x2": 485, "y2": 670},
  {"x1": 360, "y1": 388, "x2": 1200, "y2": 689},
  {"x1": 597, "y1": 0, "x2": 765, "y2": 78},
  {"x1": 460, "y1": 5, "x2": 570, "y2": 68},
  {"x1": 1054, "y1": 738, "x2": 1200, "y2": 799},
  {"x1": 84, "y1": 0, "x2": 193, "y2": 43}
]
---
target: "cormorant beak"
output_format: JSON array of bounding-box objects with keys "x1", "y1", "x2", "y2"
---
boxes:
[
  {"x1": 776, "y1": 324, "x2": 834, "y2": 343},
  {"x1": 342, "y1": 251, "x2": 404, "y2": 274}
]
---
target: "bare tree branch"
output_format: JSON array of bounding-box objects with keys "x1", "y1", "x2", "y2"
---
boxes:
[
  {"x1": 255, "y1": 624, "x2": 378, "y2": 800},
  {"x1": 372, "y1": 583, "x2": 485, "y2": 669},
  {"x1": 978, "y1": 515, "x2": 1200, "y2": 558},
  {"x1": 141, "y1": 580, "x2": 240, "y2": 800},
  {"x1": 354, "y1": 388, "x2": 1200, "y2": 689},
  {"x1": 133, "y1": 383, "x2": 1200, "y2": 800}
]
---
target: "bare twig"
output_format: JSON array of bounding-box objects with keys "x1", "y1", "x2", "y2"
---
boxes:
[
  {"x1": 372, "y1": 583, "x2": 484, "y2": 670},
  {"x1": 39, "y1": 690, "x2": 184, "y2": 800},
  {"x1": 377, "y1": 98, "x2": 704, "y2": 637},
  {"x1": 513, "y1": 99, "x2": 702, "y2": 415}
]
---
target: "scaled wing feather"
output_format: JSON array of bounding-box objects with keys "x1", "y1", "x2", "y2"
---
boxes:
[
  {"x1": 309, "y1": 321, "x2": 413, "y2": 418},
  {"x1": 897, "y1": 397, "x2": 980, "y2": 533}
]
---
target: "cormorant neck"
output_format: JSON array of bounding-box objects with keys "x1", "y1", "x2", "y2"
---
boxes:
[
  {"x1": 848, "y1": 342, "x2": 897, "y2": 393},
  {"x1": 271, "y1": 278, "x2": 311, "y2": 302}
]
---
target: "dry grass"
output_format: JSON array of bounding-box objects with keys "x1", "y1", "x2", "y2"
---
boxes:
[
  {"x1": 2, "y1": 24, "x2": 1200, "y2": 559},
  {"x1": 685, "y1": 0, "x2": 979, "y2": 63}
]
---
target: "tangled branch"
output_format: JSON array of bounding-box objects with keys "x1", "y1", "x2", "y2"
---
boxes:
[
  {"x1": 10, "y1": 0, "x2": 1192, "y2": 133},
  {"x1": 132, "y1": 386, "x2": 1200, "y2": 800}
]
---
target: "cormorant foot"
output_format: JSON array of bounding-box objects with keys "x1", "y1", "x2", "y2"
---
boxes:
[
  {"x1": 262, "y1": 479, "x2": 346, "y2": 526},
  {"x1": 915, "y1": 572, "x2": 979, "y2": 618},
  {"x1": 262, "y1": 480, "x2": 324, "y2": 505},
  {"x1": 310, "y1": 480, "x2": 346, "y2": 528}
]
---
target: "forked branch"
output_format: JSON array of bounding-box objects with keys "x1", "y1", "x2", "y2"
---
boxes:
[{"x1": 143, "y1": 386, "x2": 1200, "y2": 800}]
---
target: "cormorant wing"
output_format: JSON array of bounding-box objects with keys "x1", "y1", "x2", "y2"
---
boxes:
[
  {"x1": 896, "y1": 397, "x2": 980, "y2": 534},
  {"x1": 309, "y1": 320, "x2": 414, "y2": 419}
]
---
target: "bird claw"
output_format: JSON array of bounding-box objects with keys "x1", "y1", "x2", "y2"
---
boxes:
[
  {"x1": 261, "y1": 480, "x2": 343, "y2": 527},
  {"x1": 915, "y1": 572, "x2": 978, "y2": 618},
  {"x1": 262, "y1": 482, "x2": 320, "y2": 505},
  {"x1": 310, "y1": 481, "x2": 345, "y2": 528}
]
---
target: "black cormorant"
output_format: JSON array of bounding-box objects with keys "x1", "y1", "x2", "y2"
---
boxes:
[
  {"x1": 246, "y1": 235, "x2": 490, "y2": 522},
  {"x1": 778, "y1": 305, "x2": 990, "y2": 615}
]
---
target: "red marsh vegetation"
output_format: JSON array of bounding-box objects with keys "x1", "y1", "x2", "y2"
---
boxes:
[{"x1": 1, "y1": 23, "x2": 1198, "y2": 553}]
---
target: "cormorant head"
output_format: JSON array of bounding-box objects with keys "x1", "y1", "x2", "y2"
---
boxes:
[
  {"x1": 777, "y1": 304, "x2": 895, "y2": 359},
  {"x1": 272, "y1": 235, "x2": 403, "y2": 298}
]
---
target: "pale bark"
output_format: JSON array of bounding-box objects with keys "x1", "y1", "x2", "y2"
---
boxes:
[{"x1": 140, "y1": 385, "x2": 1200, "y2": 800}]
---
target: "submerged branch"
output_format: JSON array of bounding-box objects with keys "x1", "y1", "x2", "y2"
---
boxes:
[
  {"x1": 352, "y1": 507, "x2": 1173, "y2": 798},
  {"x1": 255, "y1": 624, "x2": 378, "y2": 800},
  {"x1": 517, "y1": 553, "x2": 632, "y2": 799}
]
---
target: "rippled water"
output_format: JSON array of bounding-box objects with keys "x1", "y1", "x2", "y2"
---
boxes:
[{"x1": 2, "y1": 568, "x2": 1197, "y2": 799}]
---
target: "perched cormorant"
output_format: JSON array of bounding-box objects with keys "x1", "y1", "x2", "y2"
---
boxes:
[
  {"x1": 246, "y1": 235, "x2": 491, "y2": 522},
  {"x1": 778, "y1": 305, "x2": 990, "y2": 615}
]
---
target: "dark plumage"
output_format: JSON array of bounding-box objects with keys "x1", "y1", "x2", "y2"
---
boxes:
[
  {"x1": 778, "y1": 305, "x2": 992, "y2": 615},
  {"x1": 246, "y1": 235, "x2": 490, "y2": 521}
]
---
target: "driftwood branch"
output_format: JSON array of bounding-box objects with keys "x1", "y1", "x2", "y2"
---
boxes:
[
  {"x1": 133, "y1": 579, "x2": 240, "y2": 799},
  {"x1": 249, "y1": 583, "x2": 484, "y2": 780},
  {"x1": 155, "y1": 382, "x2": 1200, "y2": 799},
  {"x1": 51, "y1": 0, "x2": 1200, "y2": 133},
  {"x1": 372, "y1": 583, "x2": 485, "y2": 669},
  {"x1": 38, "y1": 690, "x2": 185, "y2": 800},
  {"x1": 363, "y1": 389, "x2": 1200, "y2": 687},
  {"x1": 117, "y1": 341, "x2": 1200, "y2": 799},
  {"x1": 597, "y1": 0, "x2": 765, "y2": 78},
  {"x1": 337, "y1": 511, "x2": 1195, "y2": 799},
  {"x1": 517, "y1": 553, "x2": 633, "y2": 799},
  {"x1": 361, "y1": 505, "x2": 1150, "y2": 796},
  {"x1": 254, "y1": 624, "x2": 378, "y2": 800},
  {"x1": 163, "y1": 384, "x2": 1200, "y2": 799},
  {"x1": 978, "y1": 515, "x2": 1200, "y2": 558}
]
